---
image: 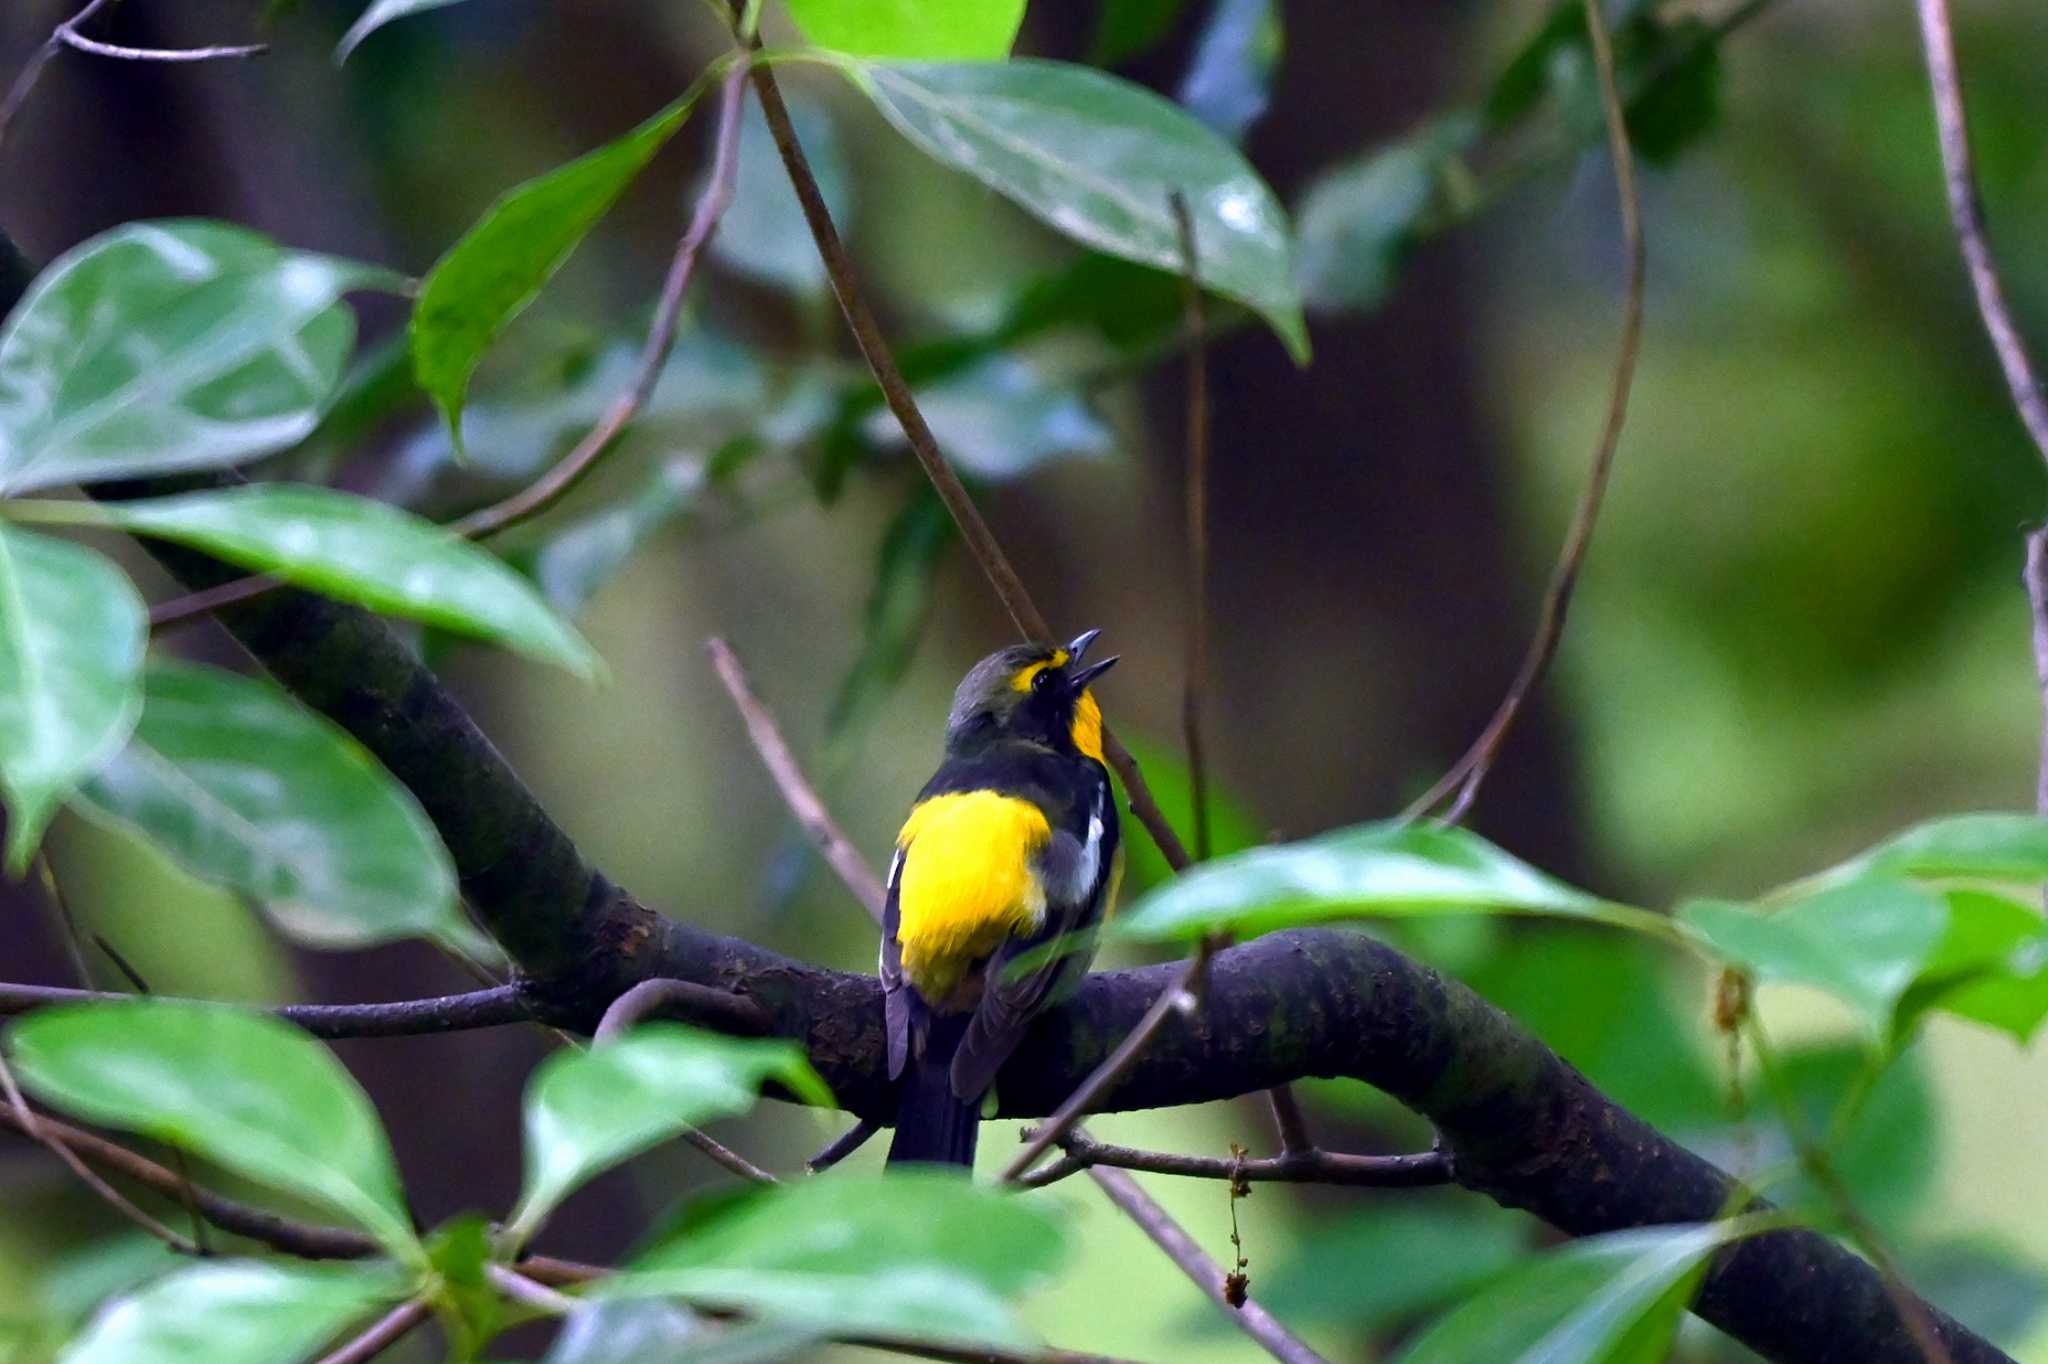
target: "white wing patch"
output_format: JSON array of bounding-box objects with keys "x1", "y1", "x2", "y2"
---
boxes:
[{"x1": 1043, "y1": 786, "x2": 1105, "y2": 906}]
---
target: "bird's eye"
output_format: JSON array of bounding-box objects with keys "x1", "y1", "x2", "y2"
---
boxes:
[{"x1": 1030, "y1": 667, "x2": 1054, "y2": 693}]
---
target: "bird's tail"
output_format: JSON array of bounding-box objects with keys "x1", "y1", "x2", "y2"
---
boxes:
[{"x1": 887, "y1": 1014, "x2": 979, "y2": 1168}]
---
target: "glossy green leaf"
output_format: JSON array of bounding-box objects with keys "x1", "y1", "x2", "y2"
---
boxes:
[
  {"x1": 849, "y1": 59, "x2": 1308, "y2": 362},
  {"x1": 57, "y1": 1260, "x2": 399, "y2": 1364},
  {"x1": 1110, "y1": 818, "x2": 1644, "y2": 943},
  {"x1": 50, "y1": 485, "x2": 597, "y2": 676},
  {"x1": 1295, "y1": 117, "x2": 1475, "y2": 314},
  {"x1": 1175, "y1": 0, "x2": 1280, "y2": 141},
  {"x1": 338, "y1": 0, "x2": 475, "y2": 61},
  {"x1": 70, "y1": 661, "x2": 464, "y2": 954},
  {"x1": 9, "y1": 999, "x2": 417, "y2": 1255},
  {"x1": 35, "y1": 1236, "x2": 181, "y2": 1327},
  {"x1": 0, "y1": 525, "x2": 144, "y2": 872},
  {"x1": 511, "y1": 1024, "x2": 830, "y2": 1240},
  {"x1": 710, "y1": 93, "x2": 850, "y2": 297},
  {"x1": 1681, "y1": 879, "x2": 1949, "y2": 1037},
  {"x1": 1394, "y1": 1220, "x2": 1771, "y2": 1364},
  {"x1": 0, "y1": 221, "x2": 396, "y2": 493},
  {"x1": 532, "y1": 459, "x2": 704, "y2": 616},
  {"x1": 1831, "y1": 812, "x2": 2048, "y2": 883},
  {"x1": 786, "y1": 0, "x2": 1024, "y2": 60},
  {"x1": 1893, "y1": 890, "x2": 2048, "y2": 1045},
  {"x1": 607, "y1": 1173, "x2": 1063, "y2": 1347},
  {"x1": 413, "y1": 87, "x2": 706, "y2": 443},
  {"x1": 862, "y1": 355, "x2": 1113, "y2": 480}
]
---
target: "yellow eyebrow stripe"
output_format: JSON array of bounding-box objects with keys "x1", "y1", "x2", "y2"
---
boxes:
[{"x1": 1010, "y1": 649, "x2": 1071, "y2": 692}]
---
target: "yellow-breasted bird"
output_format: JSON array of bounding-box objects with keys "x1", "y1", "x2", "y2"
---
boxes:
[{"x1": 882, "y1": 629, "x2": 1123, "y2": 1167}]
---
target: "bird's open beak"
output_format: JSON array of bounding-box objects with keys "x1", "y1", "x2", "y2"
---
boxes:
[{"x1": 1064, "y1": 628, "x2": 1118, "y2": 690}]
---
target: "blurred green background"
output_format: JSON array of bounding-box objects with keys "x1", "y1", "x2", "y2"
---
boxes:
[{"x1": 4, "y1": 0, "x2": 2048, "y2": 1359}]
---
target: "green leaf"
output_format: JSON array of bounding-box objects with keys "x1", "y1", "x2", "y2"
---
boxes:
[
  {"x1": 1111, "y1": 733, "x2": 1264, "y2": 896},
  {"x1": 1394, "y1": 1220, "x2": 1772, "y2": 1364},
  {"x1": 1681, "y1": 879, "x2": 1949, "y2": 1037},
  {"x1": 57, "y1": 1260, "x2": 399, "y2": 1364},
  {"x1": 511, "y1": 1024, "x2": 830, "y2": 1240},
  {"x1": 412, "y1": 86, "x2": 706, "y2": 443},
  {"x1": 0, "y1": 221, "x2": 397, "y2": 494},
  {"x1": 9, "y1": 999, "x2": 418, "y2": 1256},
  {"x1": 532, "y1": 459, "x2": 704, "y2": 616},
  {"x1": 338, "y1": 0, "x2": 475, "y2": 61},
  {"x1": 849, "y1": 59, "x2": 1308, "y2": 362},
  {"x1": 1893, "y1": 890, "x2": 2048, "y2": 1045},
  {"x1": 70, "y1": 661, "x2": 464, "y2": 954},
  {"x1": 1252, "y1": 1200, "x2": 1528, "y2": 1330},
  {"x1": 1831, "y1": 811, "x2": 2048, "y2": 883},
  {"x1": 606, "y1": 1173, "x2": 1064, "y2": 1347},
  {"x1": 1110, "y1": 818, "x2": 1646, "y2": 944},
  {"x1": 1294, "y1": 117, "x2": 1475, "y2": 314},
  {"x1": 710, "y1": 93, "x2": 851, "y2": 297},
  {"x1": 51, "y1": 485, "x2": 598, "y2": 676},
  {"x1": 861, "y1": 355, "x2": 1113, "y2": 480},
  {"x1": 1175, "y1": 0, "x2": 1281, "y2": 142},
  {"x1": 426, "y1": 1215, "x2": 502, "y2": 1358},
  {"x1": 0, "y1": 525, "x2": 144, "y2": 872},
  {"x1": 786, "y1": 0, "x2": 1024, "y2": 61},
  {"x1": 1901, "y1": 1240, "x2": 2048, "y2": 1349}
]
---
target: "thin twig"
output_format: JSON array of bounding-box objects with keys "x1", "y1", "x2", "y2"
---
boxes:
[
  {"x1": 1169, "y1": 192, "x2": 1213, "y2": 863},
  {"x1": 35, "y1": 851, "x2": 97, "y2": 997},
  {"x1": 1000, "y1": 943, "x2": 1219, "y2": 1183},
  {"x1": 0, "y1": 0, "x2": 261, "y2": 151},
  {"x1": 148, "y1": 56, "x2": 752, "y2": 630},
  {"x1": 56, "y1": 29, "x2": 265, "y2": 63},
  {"x1": 806, "y1": 1117, "x2": 879, "y2": 1172},
  {"x1": 592, "y1": 977, "x2": 773, "y2": 1040},
  {"x1": 0, "y1": 1052, "x2": 199, "y2": 1254},
  {"x1": 310, "y1": 1299, "x2": 431, "y2": 1364},
  {"x1": 749, "y1": 61, "x2": 1193, "y2": 875},
  {"x1": 1265, "y1": 1086, "x2": 1313, "y2": 1155},
  {"x1": 485, "y1": 1262, "x2": 578, "y2": 1315},
  {"x1": 1020, "y1": 1129, "x2": 1449, "y2": 1190},
  {"x1": 0, "y1": 1104, "x2": 374, "y2": 1258},
  {"x1": 0, "y1": 981, "x2": 541, "y2": 1038},
  {"x1": 1401, "y1": 0, "x2": 1646, "y2": 827},
  {"x1": 708, "y1": 636, "x2": 886, "y2": 920},
  {"x1": 1084, "y1": 1163, "x2": 1329, "y2": 1364},
  {"x1": 1914, "y1": 0, "x2": 2048, "y2": 824}
]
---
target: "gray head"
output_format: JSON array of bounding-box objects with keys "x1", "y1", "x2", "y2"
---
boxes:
[{"x1": 943, "y1": 629, "x2": 1118, "y2": 760}]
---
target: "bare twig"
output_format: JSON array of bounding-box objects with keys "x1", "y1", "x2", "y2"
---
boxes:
[
  {"x1": 0, "y1": 981, "x2": 540, "y2": 1038},
  {"x1": 0, "y1": 1052, "x2": 198, "y2": 1254},
  {"x1": 311, "y1": 1299, "x2": 430, "y2": 1364},
  {"x1": 1265, "y1": 1086, "x2": 1313, "y2": 1155},
  {"x1": 1401, "y1": 0, "x2": 1646, "y2": 827},
  {"x1": 149, "y1": 57, "x2": 751, "y2": 630},
  {"x1": 486, "y1": 1262, "x2": 578, "y2": 1315},
  {"x1": 1169, "y1": 192, "x2": 1214, "y2": 863},
  {"x1": 1019, "y1": 1129, "x2": 1451, "y2": 1190},
  {"x1": 1000, "y1": 943, "x2": 1219, "y2": 1183},
  {"x1": 0, "y1": 0, "x2": 262, "y2": 151},
  {"x1": 1914, "y1": 0, "x2": 2048, "y2": 822},
  {"x1": 56, "y1": 29, "x2": 265, "y2": 63},
  {"x1": 1084, "y1": 1164, "x2": 1329, "y2": 1364},
  {"x1": 592, "y1": 977, "x2": 773, "y2": 1040},
  {"x1": 749, "y1": 61, "x2": 1193, "y2": 875},
  {"x1": 708, "y1": 636, "x2": 886, "y2": 920},
  {"x1": 807, "y1": 1117, "x2": 879, "y2": 1172},
  {"x1": 34, "y1": 853, "x2": 97, "y2": 988}
]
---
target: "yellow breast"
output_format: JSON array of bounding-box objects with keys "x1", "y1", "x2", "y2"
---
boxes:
[{"x1": 894, "y1": 791, "x2": 1051, "y2": 1003}]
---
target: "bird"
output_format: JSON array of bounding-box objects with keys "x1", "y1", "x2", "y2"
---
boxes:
[{"x1": 881, "y1": 628, "x2": 1123, "y2": 1167}]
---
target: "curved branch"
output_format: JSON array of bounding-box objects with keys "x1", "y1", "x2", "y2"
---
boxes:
[
  {"x1": 1020, "y1": 1130, "x2": 1451, "y2": 1191},
  {"x1": 0, "y1": 982, "x2": 540, "y2": 1037}
]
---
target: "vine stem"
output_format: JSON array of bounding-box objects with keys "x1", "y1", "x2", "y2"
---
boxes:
[{"x1": 1401, "y1": 0, "x2": 1646, "y2": 827}]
